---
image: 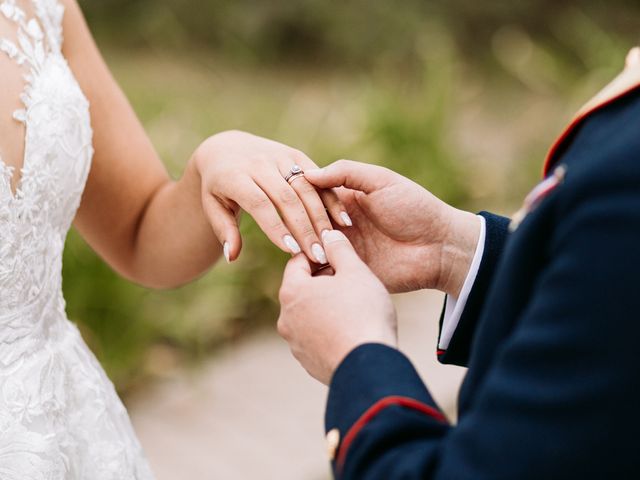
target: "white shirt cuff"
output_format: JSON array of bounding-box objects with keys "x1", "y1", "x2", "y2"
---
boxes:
[{"x1": 438, "y1": 215, "x2": 486, "y2": 351}]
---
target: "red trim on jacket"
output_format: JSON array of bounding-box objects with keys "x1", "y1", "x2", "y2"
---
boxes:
[
  {"x1": 543, "y1": 84, "x2": 640, "y2": 177},
  {"x1": 336, "y1": 396, "x2": 448, "y2": 472}
]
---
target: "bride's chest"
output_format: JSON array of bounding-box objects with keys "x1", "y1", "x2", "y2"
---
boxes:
[
  {"x1": 21, "y1": 53, "x2": 94, "y2": 197},
  {"x1": 0, "y1": 11, "x2": 94, "y2": 230}
]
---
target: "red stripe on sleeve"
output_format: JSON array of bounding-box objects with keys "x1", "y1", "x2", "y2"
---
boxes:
[{"x1": 336, "y1": 395, "x2": 448, "y2": 472}]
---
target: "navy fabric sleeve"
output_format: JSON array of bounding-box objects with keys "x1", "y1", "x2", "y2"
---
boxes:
[
  {"x1": 325, "y1": 344, "x2": 449, "y2": 477},
  {"x1": 437, "y1": 211, "x2": 510, "y2": 367},
  {"x1": 327, "y1": 158, "x2": 640, "y2": 478},
  {"x1": 326, "y1": 344, "x2": 445, "y2": 439}
]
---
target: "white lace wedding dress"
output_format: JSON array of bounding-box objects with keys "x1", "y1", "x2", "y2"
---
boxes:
[{"x1": 0, "y1": 0, "x2": 155, "y2": 478}]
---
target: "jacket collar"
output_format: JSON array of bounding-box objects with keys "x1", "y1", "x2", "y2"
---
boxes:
[{"x1": 543, "y1": 49, "x2": 640, "y2": 176}]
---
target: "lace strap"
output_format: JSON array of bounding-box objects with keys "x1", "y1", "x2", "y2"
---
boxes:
[
  {"x1": 31, "y1": 0, "x2": 63, "y2": 52},
  {"x1": 0, "y1": 0, "x2": 64, "y2": 125}
]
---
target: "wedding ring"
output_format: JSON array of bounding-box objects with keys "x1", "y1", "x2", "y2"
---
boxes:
[{"x1": 284, "y1": 164, "x2": 305, "y2": 184}]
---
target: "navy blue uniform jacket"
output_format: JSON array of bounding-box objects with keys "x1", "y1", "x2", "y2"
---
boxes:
[{"x1": 325, "y1": 79, "x2": 640, "y2": 478}]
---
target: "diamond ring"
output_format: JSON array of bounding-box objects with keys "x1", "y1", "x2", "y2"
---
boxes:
[{"x1": 284, "y1": 165, "x2": 305, "y2": 183}]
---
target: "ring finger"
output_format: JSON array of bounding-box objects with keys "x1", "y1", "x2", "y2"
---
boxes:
[
  {"x1": 286, "y1": 171, "x2": 334, "y2": 235},
  {"x1": 254, "y1": 171, "x2": 328, "y2": 264},
  {"x1": 289, "y1": 156, "x2": 353, "y2": 229}
]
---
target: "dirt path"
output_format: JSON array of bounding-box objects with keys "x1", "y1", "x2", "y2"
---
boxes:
[{"x1": 128, "y1": 290, "x2": 466, "y2": 480}]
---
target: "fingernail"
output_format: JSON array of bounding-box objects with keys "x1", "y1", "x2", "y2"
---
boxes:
[
  {"x1": 223, "y1": 241, "x2": 231, "y2": 263},
  {"x1": 322, "y1": 229, "x2": 346, "y2": 243},
  {"x1": 312, "y1": 243, "x2": 327, "y2": 264},
  {"x1": 283, "y1": 235, "x2": 301, "y2": 254},
  {"x1": 340, "y1": 211, "x2": 353, "y2": 227}
]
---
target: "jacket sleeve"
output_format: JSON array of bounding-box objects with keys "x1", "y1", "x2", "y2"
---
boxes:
[
  {"x1": 437, "y1": 211, "x2": 510, "y2": 367},
  {"x1": 326, "y1": 163, "x2": 640, "y2": 479}
]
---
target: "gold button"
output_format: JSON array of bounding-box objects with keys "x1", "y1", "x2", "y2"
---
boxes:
[{"x1": 326, "y1": 428, "x2": 341, "y2": 460}]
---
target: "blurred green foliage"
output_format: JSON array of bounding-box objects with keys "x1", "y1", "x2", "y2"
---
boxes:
[
  {"x1": 64, "y1": 1, "x2": 639, "y2": 394},
  {"x1": 79, "y1": 0, "x2": 639, "y2": 69}
]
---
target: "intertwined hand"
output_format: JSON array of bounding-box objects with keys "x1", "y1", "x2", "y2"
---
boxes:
[{"x1": 305, "y1": 160, "x2": 480, "y2": 297}]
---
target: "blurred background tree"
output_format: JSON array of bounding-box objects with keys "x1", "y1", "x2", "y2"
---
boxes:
[{"x1": 64, "y1": 0, "x2": 639, "y2": 395}]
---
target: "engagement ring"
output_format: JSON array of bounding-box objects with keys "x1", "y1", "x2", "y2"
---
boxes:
[{"x1": 284, "y1": 164, "x2": 304, "y2": 183}]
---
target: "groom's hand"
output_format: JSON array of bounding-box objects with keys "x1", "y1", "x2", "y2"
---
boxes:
[
  {"x1": 278, "y1": 230, "x2": 397, "y2": 385},
  {"x1": 305, "y1": 161, "x2": 480, "y2": 297}
]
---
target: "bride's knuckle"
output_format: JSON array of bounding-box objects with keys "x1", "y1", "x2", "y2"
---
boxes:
[
  {"x1": 257, "y1": 152, "x2": 272, "y2": 164},
  {"x1": 290, "y1": 149, "x2": 309, "y2": 163},
  {"x1": 297, "y1": 181, "x2": 317, "y2": 195},
  {"x1": 312, "y1": 213, "x2": 330, "y2": 226},
  {"x1": 300, "y1": 224, "x2": 317, "y2": 238},
  {"x1": 333, "y1": 159, "x2": 348, "y2": 169},
  {"x1": 278, "y1": 188, "x2": 300, "y2": 206},
  {"x1": 248, "y1": 194, "x2": 271, "y2": 211}
]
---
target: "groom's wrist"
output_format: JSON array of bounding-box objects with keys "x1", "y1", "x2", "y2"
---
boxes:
[{"x1": 438, "y1": 209, "x2": 481, "y2": 298}]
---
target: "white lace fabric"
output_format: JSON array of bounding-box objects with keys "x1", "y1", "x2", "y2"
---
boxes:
[{"x1": 0, "y1": 1, "x2": 155, "y2": 478}]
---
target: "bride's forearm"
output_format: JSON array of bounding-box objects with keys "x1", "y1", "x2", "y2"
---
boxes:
[
  {"x1": 127, "y1": 158, "x2": 221, "y2": 289},
  {"x1": 60, "y1": 0, "x2": 222, "y2": 289}
]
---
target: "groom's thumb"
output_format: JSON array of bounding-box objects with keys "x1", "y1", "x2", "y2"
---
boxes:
[
  {"x1": 321, "y1": 229, "x2": 361, "y2": 272},
  {"x1": 305, "y1": 160, "x2": 390, "y2": 194}
]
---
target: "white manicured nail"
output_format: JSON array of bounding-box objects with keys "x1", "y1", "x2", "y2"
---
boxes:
[
  {"x1": 312, "y1": 243, "x2": 327, "y2": 264},
  {"x1": 322, "y1": 229, "x2": 346, "y2": 243},
  {"x1": 223, "y1": 242, "x2": 231, "y2": 263},
  {"x1": 283, "y1": 235, "x2": 301, "y2": 254},
  {"x1": 340, "y1": 211, "x2": 353, "y2": 227}
]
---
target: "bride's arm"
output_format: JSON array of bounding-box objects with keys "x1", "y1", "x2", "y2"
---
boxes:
[{"x1": 62, "y1": 0, "x2": 347, "y2": 289}]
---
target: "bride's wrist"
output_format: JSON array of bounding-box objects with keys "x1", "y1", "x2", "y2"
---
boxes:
[
  {"x1": 182, "y1": 152, "x2": 203, "y2": 197},
  {"x1": 437, "y1": 209, "x2": 481, "y2": 298}
]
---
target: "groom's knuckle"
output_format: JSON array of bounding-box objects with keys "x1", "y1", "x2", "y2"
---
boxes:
[
  {"x1": 334, "y1": 160, "x2": 352, "y2": 178},
  {"x1": 281, "y1": 286, "x2": 298, "y2": 305},
  {"x1": 279, "y1": 284, "x2": 293, "y2": 302},
  {"x1": 333, "y1": 159, "x2": 348, "y2": 170},
  {"x1": 276, "y1": 317, "x2": 291, "y2": 338}
]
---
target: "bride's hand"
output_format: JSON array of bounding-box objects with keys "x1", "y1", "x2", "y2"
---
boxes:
[{"x1": 191, "y1": 130, "x2": 351, "y2": 263}]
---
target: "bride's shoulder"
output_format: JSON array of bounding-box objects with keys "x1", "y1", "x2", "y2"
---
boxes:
[
  {"x1": 58, "y1": 0, "x2": 86, "y2": 35},
  {"x1": 58, "y1": 0, "x2": 99, "y2": 61}
]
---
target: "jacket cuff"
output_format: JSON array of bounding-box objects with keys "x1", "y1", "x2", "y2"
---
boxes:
[
  {"x1": 438, "y1": 211, "x2": 511, "y2": 366},
  {"x1": 326, "y1": 344, "x2": 446, "y2": 469}
]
